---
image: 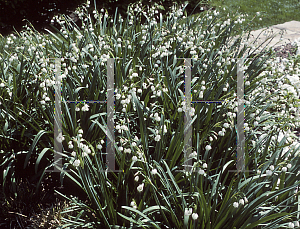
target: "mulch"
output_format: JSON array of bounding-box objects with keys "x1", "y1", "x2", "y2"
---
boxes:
[{"x1": 272, "y1": 42, "x2": 298, "y2": 59}]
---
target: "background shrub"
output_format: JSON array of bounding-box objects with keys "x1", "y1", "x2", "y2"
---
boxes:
[
  {"x1": 0, "y1": 0, "x2": 87, "y2": 36},
  {"x1": 0, "y1": 0, "x2": 211, "y2": 36}
]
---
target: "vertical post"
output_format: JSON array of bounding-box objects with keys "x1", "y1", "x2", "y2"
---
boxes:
[
  {"x1": 46, "y1": 58, "x2": 121, "y2": 173},
  {"x1": 297, "y1": 193, "x2": 300, "y2": 220},
  {"x1": 53, "y1": 58, "x2": 63, "y2": 172},
  {"x1": 107, "y1": 58, "x2": 115, "y2": 171},
  {"x1": 237, "y1": 58, "x2": 245, "y2": 172},
  {"x1": 184, "y1": 58, "x2": 193, "y2": 172}
]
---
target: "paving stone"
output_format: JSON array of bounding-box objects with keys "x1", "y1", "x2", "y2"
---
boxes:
[
  {"x1": 227, "y1": 21, "x2": 300, "y2": 56},
  {"x1": 272, "y1": 21, "x2": 300, "y2": 33}
]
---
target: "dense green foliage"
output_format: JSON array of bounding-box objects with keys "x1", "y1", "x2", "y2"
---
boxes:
[{"x1": 1, "y1": 0, "x2": 300, "y2": 228}]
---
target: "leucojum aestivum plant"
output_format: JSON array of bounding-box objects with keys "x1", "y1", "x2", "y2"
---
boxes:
[{"x1": 0, "y1": 0, "x2": 300, "y2": 228}]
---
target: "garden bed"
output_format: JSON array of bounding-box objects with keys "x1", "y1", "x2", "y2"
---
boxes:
[{"x1": 1, "y1": 1, "x2": 300, "y2": 228}]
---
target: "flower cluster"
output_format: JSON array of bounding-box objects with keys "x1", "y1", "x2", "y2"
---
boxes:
[
  {"x1": 198, "y1": 160, "x2": 208, "y2": 176},
  {"x1": 233, "y1": 196, "x2": 248, "y2": 208},
  {"x1": 75, "y1": 103, "x2": 90, "y2": 112},
  {"x1": 184, "y1": 208, "x2": 198, "y2": 220},
  {"x1": 178, "y1": 100, "x2": 196, "y2": 116},
  {"x1": 68, "y1": 129, "x2": 95, "y2": 167}
]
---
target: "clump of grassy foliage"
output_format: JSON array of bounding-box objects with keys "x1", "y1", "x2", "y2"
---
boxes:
[{"x1": 1, "y1": 0, "x2": 300, "y2": 228}]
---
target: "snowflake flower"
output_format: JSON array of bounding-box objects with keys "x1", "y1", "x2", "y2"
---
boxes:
[
  {"x1": 288, "y1": 222, "x2": 295, "y2": 228},
  {"x1": 73, "y1": 159, "x2": 80, "y2": 167},
  {"x1": 199, "y1": 91, "x2": 203, "y2": 98},
  {"x1": 124, "y1": 148, "x2": 131, "y2": 153},
  {"x1": 56, "y1": 133, "x2": 65, "y2": 143},
  {"x1": 154, "y1": 113, "x2": 161, "y2": 121},
  {"x1": 189, "y1": 151, "x2": 197, "y2": 158},
  {"x1": 184, "y1": 208, "x2": 192, "y2": 216},
  {"x1": 137, "y1": 183, "x2": 144, "y2": 192},
  {"x1": 155, "y1": 135, "x2": 161, "y2": 141},
  {"x1": 198, "y1": 169, "x2": 205, "y2": 175},
  {"x1": 233, "y1": 202, "x2": 239, "y2": 208},
  {"x1": 192, "y1": 213, "x2": 198, "y2": 220},
  {"x1": 130, "y1": 201, "x2": 137, "y2": 209},
  {"x1": 239, "y1": 199, "x2": 245, "y2": 205},
  {"x1": 205, "y1": 145, "x2": 212, "y2": 151},
  {"x1": 190, "y1": 107, "x2": 195, "y2": 116},
  {"x1": 223, "y1": 123, "x2": 230, "y2": 128},
  {"x1": 282, "y1": 167, "x2": 287, "y2": 172},
  {"x1": 151, "y1": 168, "x2": 158, "y2": 175},
  {"x1": 82, "y1": 104, "x2": 89, "y2": 111},
  {"x1": 266, "y1": 170, "x2": 272, "y2": 176}
]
